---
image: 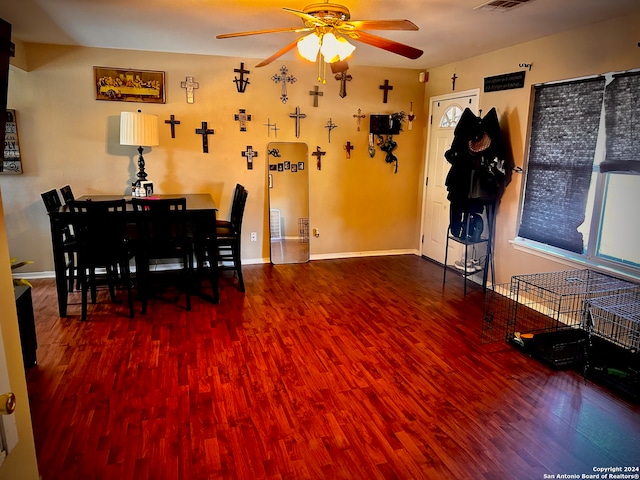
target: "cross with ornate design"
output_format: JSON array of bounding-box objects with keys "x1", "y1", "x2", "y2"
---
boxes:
[
  {"x1": 353, "y1": 109, "x2": 366, "y2": 131},
  {"x1": 235, "y1": 109, "x2": 252, "y2": 132},
  {"x1": 164, "y1": 114, "x2": 181, "y2": 138},
  {"x1": 234, "y1": 62, "x2": 250, "y2": 93},
  {"x1": 242, "y1": 145, "x2": 258, "y2": 170},
  {"x1": 289, "y1": 106, "x2": 307, "y2": 138},
  {"x1": 379, "y1": 79, "x2": 393, "y2": 103},
  {"x1": 181, "y1": 76, "x2": 199, "y2": 104},
  {"x1": 309, "y1": 85, "x2": 323, "y2": 107},
  {"x1": 195, "y1": 122, "x2": 214, "y2": 153},
  {"x1": 344, "y1": 141, "x2": 354, "y2": 159},
  {"x1": 335, "y1": 70, "x2": 352, "y2": 98},
  {"x1": 312, "y1": 146, "x2": 326, "y2": 170},
  {"x1": 325, "y1": 118, "x2": 337, "y2": 143},
  {"x1": 272, "y1": 65, "x2": 296, "y2": 103}
]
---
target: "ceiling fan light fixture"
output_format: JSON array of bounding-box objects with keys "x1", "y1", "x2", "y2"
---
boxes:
[
  {"x1": 297, "y1": 33, "x2": 321, "y2": 61},
  {"x1": 319, "y1": 32, "x2": 355, "y2": 63}
]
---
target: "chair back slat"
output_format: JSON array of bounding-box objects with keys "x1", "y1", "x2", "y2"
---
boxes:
[{"x1": 41, "y1": 189, "x2": 62, "y2": 213}]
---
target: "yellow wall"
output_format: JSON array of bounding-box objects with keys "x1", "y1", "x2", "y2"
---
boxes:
[
  {"x1": 0, "y1": 44, "x2": 426, "y2": 273},
  {"x1": 424, "y1": 12, "x2": 640, "y2": 284}
]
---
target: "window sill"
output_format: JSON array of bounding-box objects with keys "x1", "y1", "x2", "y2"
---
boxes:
[{"x1": 510, "y1": 237, "x2": 640, "y2": 284}]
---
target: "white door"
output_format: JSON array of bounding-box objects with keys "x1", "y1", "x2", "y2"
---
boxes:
[{"x1": 420, "y1": 90, "x2": 479, "y2": 264}]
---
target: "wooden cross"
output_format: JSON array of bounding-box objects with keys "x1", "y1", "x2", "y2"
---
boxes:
[
  {"x1": 242, "y1": 145, "x2": 258, "y2": 170},
  {"x1": 335, "y1": 71, "x2": 352, "y2": 98},
  {"x1": 263, "y1": 118, "x2": 279, "y2": 137},
  {"x1": 195, "y1": 121, "x2": 214, "y2": 153},
  {"x1": 451, "y1": 73, "x2": 458, "y2": 91},
  {"x1": 379, "y1": 79, "x2": 393, "y2": 103},
  {"x1": 407, "y1": 102, "x2": 415, "y2": 131},
  {"x1": 353, "y1": 108, "x2": 366, "y2": 131},
  {"x1": 233, "y1": 62, "x2": 250, "y2": 93},
  {"x1": 344, "y1": 141, "x2": 354, "y2": 159},
  {"x1": 181, "y1": 76, "x2": 199, "y2": 104},
  {"x1": 309, "y1": 85, "x2": 323, "y2": 107},
  {"x1": 164, "y1": 114, "x2": 181, "y2": 138},
  {"x1": 271, "y1": 65, "x2": 296, "y2": 104},
  {"x1": 234, "y1": 108, "x2": 252, "y2": 132},
  {"x1": 325, "y1": 118, "x2": 337, "y2": 143},
  {"x1": 289, "y1": 106, "x2": 307, "y2": 138},
  {"x1": 312, "y1": 146, "x2": 326, "y2": 170}
]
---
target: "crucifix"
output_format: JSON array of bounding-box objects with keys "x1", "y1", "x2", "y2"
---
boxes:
[
  {"x1": 196, "y1": 122, "x2": 214, "y2": 153},
  {"x1": 181, "y1": 76, "x2": 199, "y2": 104},
  {"x1": 325, "y1": 118, "x2": 337, "y2": 143},
  {"x1": 263, "y1": 118, "x2": 279, "y2": 137},
  {"x1": 271, "y1": 65, "x2": 296, "y2": 104},
  {"x1": 289, "y1": 106, "x2": 307, "y2": 139},
  {"x1": 407, "y1": 102, "x2": 415, "y2": 131},
  {"x1": 353, "y1": 108, "x2": 366, "y2": 131},
  {"x1": 234, "y1": 109, "x2": 252, "y2": 132},
  {"x1": 164, "y1": 114, "x2": 181, "y2": 138},
  {"x1": 242, "y1": 145, "x2": 258, "y2": 170},
  {"x1": 233, "y1": 62, "x2": 251, "y2": 93},
  {"x1": 344, "y1": 141, "x2": 354, "y2": 159},
  {"x1": 451, "y1": 72, "x2": 458, "y2": 91},
  {"x1": 312, "y1": 146, "x2": 326, "y2": 170},
  {"x1": 379, "y1": 79, "x2": 393, "y2": 103},
  {"x1": 309, "y1": 85, "x2": 323, "y2": 107},
  {"x1": 335, "y1": 71, "x2": 352, "y2": 98}
]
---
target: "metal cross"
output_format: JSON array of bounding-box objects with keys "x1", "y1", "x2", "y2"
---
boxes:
[
  {"x1": 325, "y1": 118, "x2": 337, "y2": 143},
  {"x1": 234, "y1": 108, "x2": 252, "y2": 132},
  {"x1": 234, "y1": 62, "x2": 251, "y2": 93},
  {"x1": 451, "y1": 72, "x2": 458, "y2": 91},
  {"x1": 335, "y1": 71, "x2": 352, "y2": 98},
  {"x1": 312, "y1": 146, "x2": 326, "y2": 170},
  {"x1": 344, "y1": 141, "x2": 354, "y2": 159},
  {"x1": 195, "y1": 121, "x2": 214, "y2": 153},
  {"x1": 263, "y1": 118, "x2": 279, "y2": 137},
  {"x1": 289, "y1": 106, "x2": 307, "y2": 139},
  {"x1": 379, "y1": 79, "x2": 393, "y2": 104},
  {"x1": 164, "y1": 114, "x2": 181, "y2": 138},
  {"x1": 181, "y1": 76, "x2": 199, "y2": 104},
  {"x1": 353, "y1": 108, "x2": 366, "y2": 131},
  {"x1": 242, "y1": 145, "x2": 258, "y2": 170},
  {"x1": 271, "y1": 65, "x2": 296, "y2": 104},
  {"x1": 309, "y1": 85, "x2": 323, "y2": 107}
]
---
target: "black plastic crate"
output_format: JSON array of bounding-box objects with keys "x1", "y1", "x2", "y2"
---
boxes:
[{"x1": 531, "y1": 329, "x2": 588, "y2": 369}]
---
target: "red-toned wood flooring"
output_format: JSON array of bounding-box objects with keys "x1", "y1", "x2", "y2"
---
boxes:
[{"x1": 25, "y1": 256, "x2": 640, "y2": 479}]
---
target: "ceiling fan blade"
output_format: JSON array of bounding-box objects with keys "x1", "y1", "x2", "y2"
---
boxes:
[
  {"x1": 216, "y1": 26, "x2": 309, "y2": 39},
  {"x1": 254, "y1": 40, "x2": 300, "y2": 68},
  {"x1": 282, "y1": 7, "x2": 328, "y2": 27},
  {"x1": 348, "y1": 31, "x2": 423, "y2": 60},
  {"x1": 341, "y1": 19, "x2": 419, "y2": 31}
]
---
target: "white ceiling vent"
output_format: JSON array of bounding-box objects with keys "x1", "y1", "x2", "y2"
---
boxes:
[{"x1": 474, "y1": 0, "x2": 535, "y2": 11}]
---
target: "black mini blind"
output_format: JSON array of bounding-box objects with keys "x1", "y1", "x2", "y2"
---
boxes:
[{"x1": 518, "y1": 77, "x2": 606, "y2": 253}]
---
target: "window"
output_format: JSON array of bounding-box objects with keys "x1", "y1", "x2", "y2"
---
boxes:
[{"x1": 518, "y1": 70, "x2": 640, "y2": 279}]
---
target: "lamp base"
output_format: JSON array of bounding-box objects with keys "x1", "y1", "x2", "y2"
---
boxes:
[{"x1": 136, "y1": 145, "x2": 148, "y2": 184}]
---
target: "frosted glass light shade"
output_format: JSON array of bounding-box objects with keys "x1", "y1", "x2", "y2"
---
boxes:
[
  {"x1": 120, "y1": 111, "x2": 159, "y2": 147},
  {"x1": 297, "y1": 33, "x2": 321, "y2": 62},
  {"x1": 320, "y1": 33, "x2": 355, "y2": 63}
]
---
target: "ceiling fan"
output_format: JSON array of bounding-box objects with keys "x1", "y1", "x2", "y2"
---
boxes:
[{"x1": 216, "y1": 1, "x2": 424, "y2": 68}]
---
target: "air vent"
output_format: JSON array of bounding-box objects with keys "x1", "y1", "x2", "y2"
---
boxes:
[{"x1": 474, "y1": 0, "x2": 534, "y2": 11}]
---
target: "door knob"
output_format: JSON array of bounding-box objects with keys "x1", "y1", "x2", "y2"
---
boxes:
[{"x1": 0, "y1": 393, "x2": 16, "y2": 415}]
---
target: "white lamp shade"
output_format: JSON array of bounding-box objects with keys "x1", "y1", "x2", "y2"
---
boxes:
[{"x1": 120, "y1": 111, "x2": 159, "y2": 147}]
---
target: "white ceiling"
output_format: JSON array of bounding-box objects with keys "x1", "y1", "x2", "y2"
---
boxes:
[{"x1": 1, "y1": 0, "x2": 639, "y2": 70}]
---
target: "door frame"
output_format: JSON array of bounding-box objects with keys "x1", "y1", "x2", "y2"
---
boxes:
[{"x1": 419, "y1": 88, "x2": 480, "y2": 259}]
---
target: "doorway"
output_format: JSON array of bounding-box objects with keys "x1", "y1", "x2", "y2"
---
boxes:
[{"x1": 420, "y1": 90, "x2": 479, "y2": 264}]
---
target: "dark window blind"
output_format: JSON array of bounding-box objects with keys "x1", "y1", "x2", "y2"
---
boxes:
[{"x1": 518, "y1": 77, "x2": 605, "y2": 253}]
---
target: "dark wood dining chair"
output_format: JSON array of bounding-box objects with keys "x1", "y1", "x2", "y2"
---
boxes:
[
  {"x1": 67, "y1": 199, "x2": 134, "y2": 322},
  {"x1": 131, "y1": 197, "x2": 193, "y2": 313},
  {"x1": 41, "y1": 189, "x2": 78, "y2": 292},
  {"x1": 59, "y1": 184, "x2": 75, "y2": 205},
  {"x1": 215, "y1": 184, "x2": 248, "y2": 292}
]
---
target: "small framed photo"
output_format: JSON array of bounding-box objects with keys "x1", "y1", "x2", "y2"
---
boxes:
[
  {"x1": 298, "y1": 162, "x2": 305, "y2": 171},
  {"x1": 141, "y1": 181, "x2": 154, "y2": 196},
  {"x1": 269, "y1": 164, "x2": 277, "y2": 171},
  {"x1": 278, "y1": 163, "x2": 284, "y2": 172},
  {"x1": 284, "y1": 161, "x2": 291, "y2": 170},
  {"x1": 94, "y1": 66, "x2": 165, "y2": 103},
  {"x1": 291, "y1": 164, "x2": 298, "y2": 173}
]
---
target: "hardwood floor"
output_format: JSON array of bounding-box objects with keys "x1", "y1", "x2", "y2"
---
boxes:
[{"x1": 25, "y1": 256, "x2": 640, "y2": 479}]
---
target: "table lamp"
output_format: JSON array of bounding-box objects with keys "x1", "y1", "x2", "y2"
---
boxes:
[{"x1": 120, "y1": 110, "x2": 159, "y2": 187}]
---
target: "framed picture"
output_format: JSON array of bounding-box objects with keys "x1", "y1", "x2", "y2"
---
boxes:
[
  {"x1": 94, "y1": 66, "x2": 165, "y2": 103},
  {"x1": 284, "y1": 161, "x2": 291, "y2": 170},
  {"x1": 291, "y1": 164, "x2": 298, "y2": 173},
  {"x1": 278, "y1": 163, "x2": 284, "y2": 172},
  {"x1": 298, "y1": 162, "x2": 305, "y2": 171},
  {"x1": 269, "y1": 164, "x2": 277, "y2": 171},
  {"x1": 1, "y1": 110, "x2": 22, "y2": 174}
]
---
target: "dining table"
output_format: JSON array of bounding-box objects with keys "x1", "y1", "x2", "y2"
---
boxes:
[{"x1": 46, "y1": 193, "x2": 219, "y2": 317}]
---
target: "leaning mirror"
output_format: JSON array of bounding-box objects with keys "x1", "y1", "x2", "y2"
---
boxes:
[{"x1": 267, "y1": 142, "x2": 310, "y2": 264}]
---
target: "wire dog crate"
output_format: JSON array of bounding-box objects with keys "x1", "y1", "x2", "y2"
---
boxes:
[{"x1": 585, "y1": 290, "x2": 640, "y2": 352}]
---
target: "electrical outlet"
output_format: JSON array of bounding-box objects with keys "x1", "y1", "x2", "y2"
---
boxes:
[
  {"x1": 250, "y1": 232, "x2": 257, "y2": 242},
  {"x1": 313, "y1": 228, "x2": 320, "y2": 237}
]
